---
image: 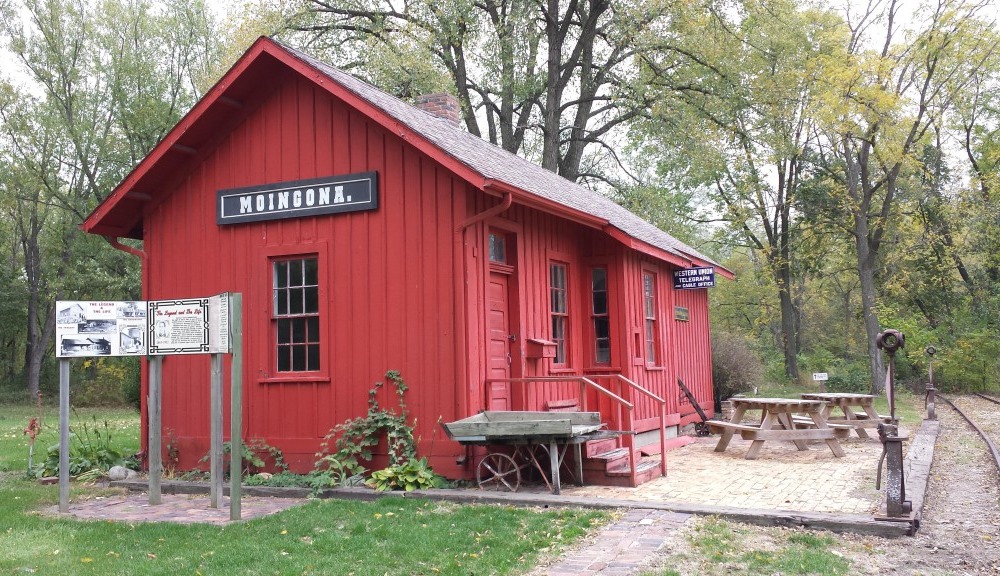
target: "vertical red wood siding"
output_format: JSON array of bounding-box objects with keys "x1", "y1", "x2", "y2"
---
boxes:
[
  {"x1": 669, "y1": 287, "x2": 716, "y2": 423},
  {"x1": 137, "y1": 68, "x2": 717, "y2": 480},
  {"x1": 145, "y1": 77, "x2": 468, "y2": 476}
]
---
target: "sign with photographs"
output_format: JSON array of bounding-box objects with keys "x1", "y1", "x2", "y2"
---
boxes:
[
  {"x1": 56, "y1": 301, "x2": 147, "y2": 358},
  {"x1": 56, "y1": 294, "x2": 232, "y2": 358}
]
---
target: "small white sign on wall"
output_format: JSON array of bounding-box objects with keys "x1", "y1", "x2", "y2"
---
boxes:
[{"x1": 812, "y1": 372, "x2": 829, "y2": 381}]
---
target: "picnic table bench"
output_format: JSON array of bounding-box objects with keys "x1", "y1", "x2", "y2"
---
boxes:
[{"x1": 799, "y1": 393, "x2": 891, "y2": 439}]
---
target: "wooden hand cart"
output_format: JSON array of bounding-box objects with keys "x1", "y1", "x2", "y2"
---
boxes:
[{"x1": 441, "y1": 411, "x2": 619, "y2": 494}]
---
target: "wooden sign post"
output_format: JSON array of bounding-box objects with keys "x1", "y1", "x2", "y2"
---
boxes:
[
  {"x1": 229, "y1": 293, "x2": 243, "y2": 521},
  {"x1": 148, "y1": 355, "x2": 163, "y2": 505},
  {"x1": 58, "y1": 359, "x2": 70, "y2": 513},
  {"x1": 53, "y1": 294, "x2": 241, "y2": 516},
  {"x1": 209, "y1": 354, "x2": 223, "y2": 508}
]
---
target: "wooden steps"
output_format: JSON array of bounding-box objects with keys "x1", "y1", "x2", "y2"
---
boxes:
[{"x1": 579, "y1": 445, "x2": 664, "y2": 487}]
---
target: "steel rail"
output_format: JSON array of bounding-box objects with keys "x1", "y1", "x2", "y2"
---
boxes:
[
  {"x1": 938, "y1": 395, "x2": 1000, "y2": 475},
  {"x1": 973, "y1": 392, "x2": 1000, "y2": 406}
]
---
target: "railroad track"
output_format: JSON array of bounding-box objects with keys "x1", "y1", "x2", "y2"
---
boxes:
[
  {"x1": 937, "y1": 393, "x2": 1000, "y2": 475},
  {"x1": 974, "y1": 392, "x2": 1000, "y2": 406}
]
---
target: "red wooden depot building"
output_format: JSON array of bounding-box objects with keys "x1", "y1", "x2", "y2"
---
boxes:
[{"x1": 83, "y1": 37, "x2": 731, "y2": 485}]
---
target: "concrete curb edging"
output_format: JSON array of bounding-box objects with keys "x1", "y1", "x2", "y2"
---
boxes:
[{"x1": 901, "y1": 418, "x2": 939, "y2": 528}]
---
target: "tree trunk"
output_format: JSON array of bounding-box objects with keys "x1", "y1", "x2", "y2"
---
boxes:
[
  {"x1": 540, "y1": 0, "x2": 565, "y2": 173},
  {"x1": 776, "y1": 262, "x2": 800, "y2": 382},
  {"x1": 19, "y1": 196, "x2": 44, "y2": 399},
  {"x1": 24, "y1": 303, "x2": 53, "y2": 400},
  {"x1": 855, "y1": 231, "x2": 885, "y2": 393}
]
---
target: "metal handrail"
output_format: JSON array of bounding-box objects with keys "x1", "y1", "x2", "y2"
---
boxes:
[
  {"x1": 483, "y1": 375, "x2": 666, "y2": 487},
  {"x1": 485, "y1": 376, "x2": 633, "y2": 409}
]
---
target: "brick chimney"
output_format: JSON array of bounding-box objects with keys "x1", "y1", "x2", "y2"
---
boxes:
[{"x1": 415, "y1": 93, "x2": 462, "y2": 126}]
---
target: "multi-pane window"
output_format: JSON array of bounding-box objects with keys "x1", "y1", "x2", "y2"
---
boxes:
[
  {"x1": 643, "y1": 271, "x2": 657, "y2": 365},
  {"x1": 273, "y1": 257, "x2": 320, "y2": 372},
  {"x1": 591, "y1": 267, "x2": 610, "y2": 364},
  {"x1": 550, "y1": 262, "x2": 568, "y2": 364}
]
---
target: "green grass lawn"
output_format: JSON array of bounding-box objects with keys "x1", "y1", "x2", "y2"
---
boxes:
[
  {"x1": 0, "y1": 404, "x2": 140, "y2": 475},
  {"x1": 641, "y1": 516, "x2": 853, "y2": 576},
  {"x1": 0, "y1": 404, "x2": 607, "y2": 575},
  {"x1": 0, "y1": 382, "x2": 929, "y2": 575}
]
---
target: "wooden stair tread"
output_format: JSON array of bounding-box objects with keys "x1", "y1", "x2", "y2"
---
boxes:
[
  {"x1": 591, "y1": 448, "x2": 629, "y2": 461},
  {"x1": 606, "y1": 459, "x2": 661, "y2": 476}
]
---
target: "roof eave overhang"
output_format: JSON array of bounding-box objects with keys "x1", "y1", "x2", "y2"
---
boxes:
[
  {"x1": 83, "y1": 37, "x2": 289, "y2": 238},
  {"x1": 603, "y1": 226, "x2": 734, "y2": 277},
  {"x1": 483, "y1": 179, "x2": 607, "y2": 229}
]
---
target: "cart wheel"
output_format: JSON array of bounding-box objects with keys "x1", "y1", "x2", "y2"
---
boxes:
[{"x1": 477, "y1": 453, "x2": 521, "y2": 491}]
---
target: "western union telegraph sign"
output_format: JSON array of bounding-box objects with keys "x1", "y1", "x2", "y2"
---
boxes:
[
  {"x1": 672, "y1": 266, "x2": 716, "y2": 290},
  {"x1": 217, "y1": 171, "x2": 378, "y2": 225}
]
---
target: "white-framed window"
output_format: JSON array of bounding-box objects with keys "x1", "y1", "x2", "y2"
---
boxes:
[{"x1": 272, "y1": 256, "x2": 320, "y2": 372}]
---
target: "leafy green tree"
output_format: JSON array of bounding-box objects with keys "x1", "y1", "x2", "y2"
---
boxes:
[
  {"x1": 0, "y1": 0, "x2": 221, "y2": 398},
  {"x1": 809, "y1": 0, "x2": 999, "y2": 391},
  {"x1": 286, "y1": 0, "x2": 665, "y2": 183},
  {"x1": 637, "y1": 0, "x2": 845, "y2": 381}
]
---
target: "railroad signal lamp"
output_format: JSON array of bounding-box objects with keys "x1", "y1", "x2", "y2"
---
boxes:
[{"x1": 877, "y1": 329, "x2": 904, "y2": 353}]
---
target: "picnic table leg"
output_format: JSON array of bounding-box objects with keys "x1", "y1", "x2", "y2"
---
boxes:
[
  {"x1": 842, "y1": 405, "x2": 870, "y2": 439},
  {"x1": 862, "y1": 404, "x2": 885, "y2": 425},
  {"x1": 808, "y1": 412, "x2": 845, "y2": 457},
  {"x1": 715, "y1": 405, "x2": 748, "y2": 452},
  {"x1": 776, "y1": 413, "x2": 809, "y2": 451},
  {"x1": 745, "y1": 412, "x2": 779, "y2": 460}
]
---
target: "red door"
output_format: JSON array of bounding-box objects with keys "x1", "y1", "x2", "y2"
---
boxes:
[{"x1": 487, "y1": 271, "x2": 511, "y2": 410}]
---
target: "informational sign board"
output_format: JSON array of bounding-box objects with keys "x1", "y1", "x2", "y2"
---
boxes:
[
  {"x1": 56, "y1": 301, "x2": 147, "y2": 357},
  {"x1": 674, "y1": 306, "x2": 690, "y2": 321},
  {"x1": 672, "y1": 266, "x2": 716, "y2": 290},
  {"x1": 148, "y1": 298, "x2": 210, "y2": 355},
  {"x1": 812, "y1": 372, "x2": 829, "y2": 381},
  {"x1": 56, "y1": 294, "x2": 232, "y2": 357}
]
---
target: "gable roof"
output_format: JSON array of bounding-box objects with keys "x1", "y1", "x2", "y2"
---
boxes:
[{"x1": 83, "y1": 36, "x2": 726, "y2": 274}]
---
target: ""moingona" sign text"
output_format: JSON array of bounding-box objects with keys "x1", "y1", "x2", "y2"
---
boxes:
[{"x1": 217, "y1": 171, "x2": 378, "y2": 225}]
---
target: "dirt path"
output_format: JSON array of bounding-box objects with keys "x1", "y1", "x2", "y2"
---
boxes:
[
  {"x1": 747, "y1": 398, "x2": 1000, "y2": 575},
  {"x1": 858, "y1": 397, "x2": 1000, "y2": 575}
]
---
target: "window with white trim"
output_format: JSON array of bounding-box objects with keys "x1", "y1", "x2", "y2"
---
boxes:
[
  {"x1": 642, "y1": 271, "x2": 658, "y2": 365},
  {"x1": 550, "y1": 262, "x2": 569, "y2": 364},
  {"x1": 272, "y1": 256, "x2": 320, "y2": 372}
]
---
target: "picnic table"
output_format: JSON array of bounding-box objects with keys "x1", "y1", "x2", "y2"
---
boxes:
[
  {"x1": 800, "y1": 392, "x2": 890, "y2": 439},
  {"x1": 709, "y1": 397, "x2": 850, "y2": 460}
]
